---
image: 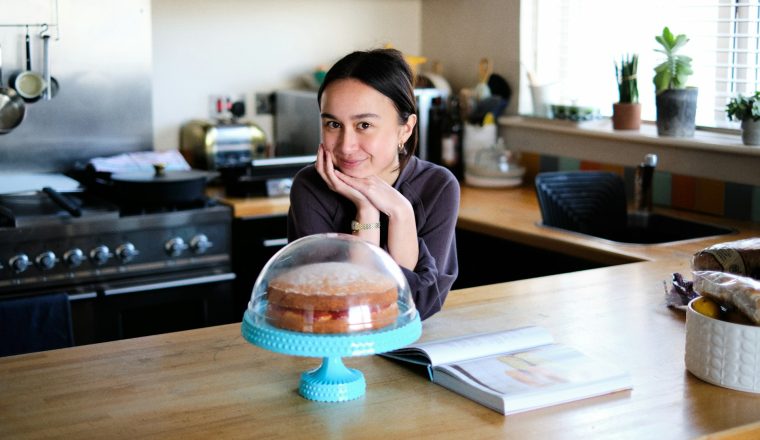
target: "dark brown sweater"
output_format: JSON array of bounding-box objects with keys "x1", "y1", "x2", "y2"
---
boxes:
[{"x1": 287, "y1": 156, "x2": 460, "y2": 320}]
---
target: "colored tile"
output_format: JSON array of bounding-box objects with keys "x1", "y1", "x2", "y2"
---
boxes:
[
  {"x1": 521, "y1": 152, "x2": 541, "y2": 184},
  {"x1": 724, "y1": 182, "x2": 753, "y2": 220},
  {"x1": 579, "y1": 160, "x2": 601, "y2": 170},
  {"x1": 653, "y1": 171, "x2": 672, "y2": 207},
  {"x1": 558, "y1": 157, "x2": 580, "y2": 171},
  {"x1": 693, "y1": 178, "x2": 724, "y2": 216},
  {"x1": 539, "y1": 155, "x2": 559, "y2": 172},
  {"x1": 671, "y1": 175, "x2": 696, "y2": 210}
]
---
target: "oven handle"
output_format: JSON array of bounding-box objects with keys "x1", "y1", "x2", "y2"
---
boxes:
[
  {"x1": 68, "y1": 292, "x2": 98, "y2": 301},
  {"x1": 262, "y1": 237, "x2": 288, "y2": 248},
  {"x1": 103, "y1": 272, "x2": 236, "y2": 296}
]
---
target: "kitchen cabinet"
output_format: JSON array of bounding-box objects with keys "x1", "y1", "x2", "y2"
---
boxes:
[
  {"x1": 231, "y1": 215, "x2": 288, "y2": 316},
  {"x1": 453, "y1": 228, "x2": 605, "y2": 289}
]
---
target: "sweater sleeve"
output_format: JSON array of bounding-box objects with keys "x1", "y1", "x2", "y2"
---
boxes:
[
  {"x1": 402, "y1": 174, "x2": 460, "y2": 320},
  {"x1": 287, "y1": 165, "x2": 336, "y2": 241}
]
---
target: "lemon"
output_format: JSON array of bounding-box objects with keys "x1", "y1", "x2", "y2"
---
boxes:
[{"x1": 693, "y1": 297, "x2": 721, "y2": 319}]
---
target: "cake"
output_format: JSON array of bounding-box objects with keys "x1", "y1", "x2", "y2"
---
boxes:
[{"x1": 265, "y1": 261, "x2": 399, "y2": 333}]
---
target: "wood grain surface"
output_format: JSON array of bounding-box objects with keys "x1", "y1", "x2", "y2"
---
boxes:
[{"x1": 3, "y1": 258, "x2": 760, "y2": 439}]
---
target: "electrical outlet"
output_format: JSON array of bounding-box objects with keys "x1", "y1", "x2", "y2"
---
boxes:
[
  {"x1": 209, "y1": 95, "x2": 232, "y2": 119},
  {"x1": 255, "y1": 92, "x2": 273, "y2": 115}
]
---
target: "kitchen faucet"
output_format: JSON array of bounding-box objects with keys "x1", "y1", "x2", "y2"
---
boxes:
[{"x1": 634, "y1": 153, "x2": 658, "y2": 213}]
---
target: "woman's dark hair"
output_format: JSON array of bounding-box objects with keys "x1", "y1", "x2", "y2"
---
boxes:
[{"x1": 317, "y1": 48, "x2": 418, "y2": 171}]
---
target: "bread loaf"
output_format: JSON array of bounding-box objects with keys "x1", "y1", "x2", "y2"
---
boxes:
[
  {"x1": 691, "y1": 238, "x2": 760, "y2": 280},
  {"x1": 693, "y1": 270, "x2": 760, "y2": 325}
]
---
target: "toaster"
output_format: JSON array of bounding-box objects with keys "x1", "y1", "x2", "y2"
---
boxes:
[{"x1": 179, "y1": 119, "x2": 268, "y2": 170}]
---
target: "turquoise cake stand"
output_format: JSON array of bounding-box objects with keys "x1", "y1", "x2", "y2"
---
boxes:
[{"x1": 242, "y1": 302, "x2": 421, "y2": 402}]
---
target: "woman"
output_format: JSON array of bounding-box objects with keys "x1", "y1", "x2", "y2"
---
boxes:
[{"x1": 287, "y1": 48, "x2": 459, "y2": 320}]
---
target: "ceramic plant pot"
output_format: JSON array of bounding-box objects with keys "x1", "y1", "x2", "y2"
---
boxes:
[
  {"x1": 612, "y1": 102, "x2": 641, "y2": 130},
  {"x1": 656, "y1": 88, "x2": 698, "y2": 137},
  {"x1": 741, "y1": 119, "x2": 760, "y2": 146}
]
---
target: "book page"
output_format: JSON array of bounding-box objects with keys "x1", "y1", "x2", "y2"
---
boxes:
[
  {"x1": 388, "y1": 326, "x2": 554, "y2": 367},
  {"x1": 434, "y1": 344, "x2": 632, "y2": 414}
]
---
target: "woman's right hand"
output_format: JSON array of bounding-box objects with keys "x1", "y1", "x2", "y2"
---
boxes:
[{"x1": 315, "y1": 144, "x2": 375, "y2": 212}]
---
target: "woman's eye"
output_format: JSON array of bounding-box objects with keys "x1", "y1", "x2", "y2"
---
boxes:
[
  {"x1": 357, "y1": 122, "x2": 371, "y2": 130},
  {"x1": 324, "y1": 121, "x2": 341, "y2": 129}
]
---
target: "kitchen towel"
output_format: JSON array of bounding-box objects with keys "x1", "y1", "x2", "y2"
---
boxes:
[{"x1": 0, "y1": 292, "x2": 74, "y2": 356}]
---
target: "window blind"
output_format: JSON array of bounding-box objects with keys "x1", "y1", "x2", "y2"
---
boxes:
[{"x1": 521, "y1": 0, "x2": 760, "y2": 129}]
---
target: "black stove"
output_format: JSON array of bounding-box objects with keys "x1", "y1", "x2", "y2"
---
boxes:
[{"x1": 0, "y1": 187, "x2": 236, "y2": 346}]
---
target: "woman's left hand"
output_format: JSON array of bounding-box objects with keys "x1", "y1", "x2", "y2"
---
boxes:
[{"x1": 334, "y1": 169, "x2": 412, "y2": 219}]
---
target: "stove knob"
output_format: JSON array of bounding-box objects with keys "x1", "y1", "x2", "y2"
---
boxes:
[
  {"x1": 116, "y1": 242, "x2": 139, "y2": 263},
  {"x1": 190, "y1": 234, "x2": 213, "y2": 254},
  {"x1": 9, "y1": 254, "x2": 30, "y2": 273},
  {"x1": 35, "y1": 251, "x2": 57, "y2": 271},
  {"x1": 165, "y1": 237, "x2": 188, "y2": 257},
  {"x1": 89, "y1": 245, "x2": 111, "y2": 266},
  {"x1": 63, "y1": 248, "x2": 85, "y2": 268}
]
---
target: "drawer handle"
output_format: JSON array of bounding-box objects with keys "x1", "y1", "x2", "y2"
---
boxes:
[{"x1": 262, "y1": 238, "x2": 288, "y2": 248}]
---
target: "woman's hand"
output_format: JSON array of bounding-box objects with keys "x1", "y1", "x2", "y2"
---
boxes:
[{"x1": 316, "y1": 144, "x2": 373, "y2": 210}]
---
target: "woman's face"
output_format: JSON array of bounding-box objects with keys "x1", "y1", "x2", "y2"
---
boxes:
[{"x1": 320, "y1": 78, "x2": 416, "y2": 184}]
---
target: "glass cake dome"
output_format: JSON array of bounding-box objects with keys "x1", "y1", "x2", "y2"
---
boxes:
[
  {"x1": 247, "y1": 232, "x2": 417, "y2": 335},
  {"x1": 241, "y1": 233, "x2": 422, "y2": 402}
]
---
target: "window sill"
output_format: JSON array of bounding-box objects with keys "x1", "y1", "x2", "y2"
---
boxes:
[{"x1": 498, "y1": 116, "x2": 760, "y2": 186}]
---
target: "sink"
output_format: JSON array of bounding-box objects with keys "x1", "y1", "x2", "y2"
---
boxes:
[
  {"x1": 534, "y1": 170, "x2": 737, "y2": 245},
  {"x1": 545, "y1": 212, "x2": 736, "y2": 244}
]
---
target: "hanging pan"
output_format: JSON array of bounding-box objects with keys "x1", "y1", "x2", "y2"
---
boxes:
[
  {"x1": 10, "y1": 27, "x2": 47, "y2": 103},
  {"x1": 0, "y1": 44, "x2": 27, "y2": 135},
  {"x1": 41, "y1": 34, "x2": 59, "y2": 99}
]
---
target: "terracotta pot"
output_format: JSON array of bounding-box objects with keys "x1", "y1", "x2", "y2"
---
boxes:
[
  {"x1": 612, "y1": 102, "x2": 641, "y2": 130},
  {"x1": 741, "y1": 119, "x2": 760, "y2": 146}
]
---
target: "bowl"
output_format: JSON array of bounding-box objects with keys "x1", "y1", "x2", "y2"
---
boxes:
[{"x1": 685, "y1": 296, "x2": 760, "y2": 393}]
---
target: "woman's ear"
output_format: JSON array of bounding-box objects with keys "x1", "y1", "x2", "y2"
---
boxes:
[{"x1": 401, "y1": 113, "x2": 417, "y2": 141}]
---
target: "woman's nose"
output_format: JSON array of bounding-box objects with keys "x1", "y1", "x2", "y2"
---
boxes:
[{"x1": 334, "y1": 130, "x2": 357, "y2": 153}]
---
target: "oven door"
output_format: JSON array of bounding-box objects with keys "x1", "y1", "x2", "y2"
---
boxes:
[{"x1": 70, "y1": 268, "x2": 236, "y2": 345}]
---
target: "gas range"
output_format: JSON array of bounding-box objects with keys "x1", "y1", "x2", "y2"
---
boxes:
[{"x1": 0, "y1": 190, "x2": 233, "y2": 296}]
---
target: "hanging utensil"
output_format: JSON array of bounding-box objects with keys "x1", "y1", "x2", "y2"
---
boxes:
[
  {"x1": 0, "y1": 44, "x2": 27, "y2": 134},
  {"x1": 41, "y1": 34, "x2": 59, "y2": 100},
  {"x1": 10, "y1": 27, "x2": 47, "y2": 103},
  {"x1": 474, "y1": 58, "x2": 492, "y2": 101}
]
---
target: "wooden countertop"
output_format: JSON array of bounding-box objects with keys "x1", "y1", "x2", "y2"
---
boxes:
[
  {"x1": 214, "y1": 184, "x2": 760, "y2": 265},
  {"x1": 3, "y1": 258, "x2": 760, "y2": 438}
]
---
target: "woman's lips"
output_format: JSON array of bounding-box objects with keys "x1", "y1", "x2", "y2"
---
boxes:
[{"x1": 335, "y1": 157, "x2": 365, "y2": 170}]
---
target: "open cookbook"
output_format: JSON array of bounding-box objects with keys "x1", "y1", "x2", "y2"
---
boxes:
[{"x1": 381, "y1": 326, "x2": 632, "y2": 415}]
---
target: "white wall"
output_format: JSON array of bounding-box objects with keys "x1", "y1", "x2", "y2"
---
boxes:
[
  {"x1": 151, "y1": 0, "x2": 422, "y2": 150},
  {"x1": 421, "y1": 0, "x2": 520, "y2": 115}
]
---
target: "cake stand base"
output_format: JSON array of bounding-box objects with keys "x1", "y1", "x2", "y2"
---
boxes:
[{"x1": 299, "y1": 356, "x2": 365, "y2": 402}]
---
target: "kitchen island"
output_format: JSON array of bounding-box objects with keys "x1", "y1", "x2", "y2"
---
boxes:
[{"x1": 2, "y1": 257, "x2": 760, "y2": 438}]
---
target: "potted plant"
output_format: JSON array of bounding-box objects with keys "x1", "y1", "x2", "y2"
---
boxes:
[
  {"x1": 726, "y1": 91, "x2": 760, "y2": 146},
  {"x1": 613, "y1": 54, "x2": 640, "y2": 130},
  {"x1": 653, "y1": 27, "x2": 697, "y2": 137}
]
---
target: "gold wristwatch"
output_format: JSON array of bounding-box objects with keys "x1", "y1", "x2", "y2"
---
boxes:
[{"x1": 351, "y1": 220, "x2": 381, "y2": 232}]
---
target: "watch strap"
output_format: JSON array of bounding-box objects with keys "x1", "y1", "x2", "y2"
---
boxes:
[{"x1": 351, "y1": 220, "x2": 381, "y2": 231}]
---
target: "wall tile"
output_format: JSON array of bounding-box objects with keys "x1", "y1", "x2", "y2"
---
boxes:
[
  {"x1": 653, "y1": 171, "x2": 672, "y2": 207},
  {"x1": 671, "y1": 175, "x2": 696, "y2": 210},
  {"x1": 558, "y1": 157, "x2": 580, "y2": 171},
  {"x1": 724, "y1": 182, "x2": 753, "y2": 220},
  {"x1": 693, "y1": 178, "x2": 725, "y2": 216}
]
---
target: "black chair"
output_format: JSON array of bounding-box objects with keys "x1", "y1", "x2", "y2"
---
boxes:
[
  {"x1": 534, "y1": 171, "x2": 628, "y2": 238},
  {"x1": 0, "y1": 292, "x2": 74, "y2": 357}
]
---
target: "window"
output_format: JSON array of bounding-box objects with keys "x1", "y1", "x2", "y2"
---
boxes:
[{"x1": 520, "y1": 0, "x2": 760, "y2": 129}]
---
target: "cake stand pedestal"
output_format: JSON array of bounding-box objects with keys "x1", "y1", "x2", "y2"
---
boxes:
[{"x1": 242, "y1": 303, "x2": 422, "y2": 402}]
